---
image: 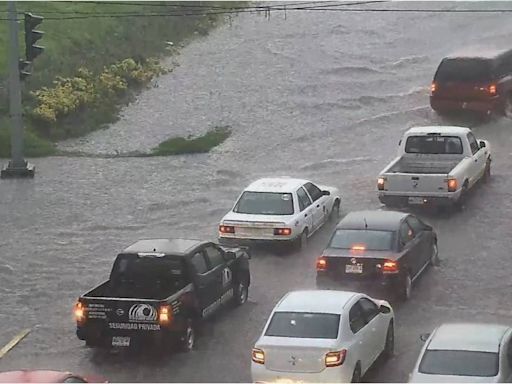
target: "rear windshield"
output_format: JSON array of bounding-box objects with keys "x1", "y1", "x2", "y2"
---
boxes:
[
  {"x1": 110, "y1": 254, "x2": 189, "y2": 298},
  {"x1": 435, "y1": 58, "x2": 494, "y2": 82},
  {"x1": 328, "y1": 229, "x2": 394, "y2": 251},
  {"x1": 234, "y1": 191, "x2": 294, "y2": 215},
  {"x1": 265, "y1": 312, "x2": 340, "y2": 339},
  {"x1": 419, "y1": 350, "x2": 499, "y2": 377},
  {"x1": 405, "y1": 136, "x2": 463, "y2": 155}
]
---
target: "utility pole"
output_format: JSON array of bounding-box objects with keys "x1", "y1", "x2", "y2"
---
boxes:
[{"x1": 1, "y1": 1, "x2": 35, "y2": 179}]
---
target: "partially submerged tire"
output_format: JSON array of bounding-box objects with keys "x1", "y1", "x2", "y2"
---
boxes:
[
  {"x1": 293, "y1": 229, "x2": 308, "y2": 251},
  {"x1": 453, "y1": 184, "x2": 468, "y2": 212},
  {"x1": 504, "y1": 95, "x2": 512, "y2": 118},
  {"x1": 483, "y1": 161, "x2": 491, "y2": 183},
  {"x1": 178, "y1": 321, "x2": 195, "y2": 352},
  {"x1": 330, "y1": 200, "x2": 340, "y2": 222},
  {"x1": 351, "y1": 363, "x2": 362, "y2": 383},
  {"x1": 430, "y1": 241, "x2": 440, "y2": 267},
  {"x1": 398, "y1": 272, "x2": 412, "y2": 302},
  {"x1": 382, "y1": 321, "x2": 394, "y2": 359},
  {"x1": 233, "y1": 279, "x2": 249, "y2": 306}
]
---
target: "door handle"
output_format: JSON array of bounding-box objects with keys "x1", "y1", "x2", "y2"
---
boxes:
[
  {"x1": 474, "y1": 159, "x2": 478, "y2": 162},
  {"x1": 316, "y1": 204, "x2": 320, "y2": 208},
  {"x1": 305, "y1": 213, "x2": 308, "y2": 217}
]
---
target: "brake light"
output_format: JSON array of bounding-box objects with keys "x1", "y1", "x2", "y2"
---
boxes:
[
  {"x1": 316, "y1": 257, "x2": 327, "y2": 271},
  {"x1": 377, "y1": 177, "x2": 386, "y2": 191},
  {"x1": 446, "y1": 178, "x2": 457, "y2": 192},
  {"x1": 325, "y1": 350, "x2": 347, "y2": 367},
  {"x1": 489, "y1": 84, "x2": 497, "y2": 95},
  {"x1": 219, "y1": 225, "x2": 235, "y2": 234},
  {"x1": 382, "y1": 260, "x2": 399, "y2": 274},
  {"x1": 351, "y1": 244, "x2": 366, "y2": 251},
  {"x1": 252, "y1": 348, "x2": 265, "y2": 364},
  {"x1": 159, "y1": 305, "x2": 172, "y2": 325},
  {"x1": 430, "y1": 82, "x2": 437, "y2": 94},
  {"x1": 274, "y1": 228, "x2": 292, "y2": 236},
  {"x1": 74, "y1": 301, "x2": 85, "y2": 324}
]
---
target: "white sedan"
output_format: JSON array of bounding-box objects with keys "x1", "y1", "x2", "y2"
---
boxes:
[
  {"x1": 218, "y1": 178, "x2": 341, "y2": 249},
  {"x1": 251, "y1": 290, "x2": 394, "y2": 383},
  {"x1": 409, "y1": 323, "x2": 512, "y2": 382}
]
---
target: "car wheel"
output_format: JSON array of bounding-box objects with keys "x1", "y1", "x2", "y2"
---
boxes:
[
  {"x1": 430, "y1": 241, "x2": 440, "y2": 267},
  {"x1": 399, "y1": 272, "x2": 412, "y2": 301},
  {"x1": 178, "y1": 321, "x2": 195, "y2": 352},
  {"x1": 295, "y1": 229, "x2": 308, "y2": 250},
  {"x1": 483, "y1": 161, "x2": 491, "y2": 183},
  {"x1": 504, "y1": 94, "x2": 512, "y2": 118},
  {"x1": 453, "y1": 183, "x2": 468, "y2": 212},
  {"x1": 330, "y1": 200, "x2": 340, "y2": 222},
  {"x1": 351, "y1": 363, "x2": 362, "y2": 383},
  {"x1": 383, "y1": 321, "x2": 394, "y2": 359},
  {"x1": 233, "y1": 279, "x2": 248, "y2": 306}
]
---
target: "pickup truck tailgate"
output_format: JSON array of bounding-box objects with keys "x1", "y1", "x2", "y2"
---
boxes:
[{"x1": 384, "y1": 173, "x2": 448, "y2": 194}]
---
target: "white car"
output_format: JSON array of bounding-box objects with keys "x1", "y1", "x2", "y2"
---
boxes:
[
  {"x1": 409, "y1": 323, "x2": 512, "y2": 382},
  {"x1": 218, "y1": 178, "x2": 341, "y2": 249},
  {"x1": 251, "y1": 290, "x2": 394, "y2": 383}
]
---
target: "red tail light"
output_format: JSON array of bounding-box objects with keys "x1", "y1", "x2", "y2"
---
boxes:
[
  {"x1": 316, "y1": 257, "x2": 328, "y2": 271},
  {"x1": 219, "y1": 225, "x2": 235, "y2": 234},
  {"x1": 377, "y1": 177, "x2": 386, "y2": 191},
  {"x1": 446, "y1": 178, "x2": 458, "y2": 192},
  {"x1": 252, "y1": 348, "x2": 265, "y2": 364},
  {"x1": 74, "y1": 301, "x2": 86, "y2": 324},
  {"x1": 325, "y1": 349, "x2": 347, "y2": 367},
  {"x1": 382, "y1": 260, "x2": 399, "y2": 274},
  {"x1": 159, "y1": 305, "x2": 173, "y2": 325},
  {"x1": 274, "y1": 228, "x2": 292, "y2": 236},
  {"x1": 489, "y1": 84, "x2": 497, "y2": 95},
  {"x1": 430, "y1": 82, "x2": 437, "y2": 95}
]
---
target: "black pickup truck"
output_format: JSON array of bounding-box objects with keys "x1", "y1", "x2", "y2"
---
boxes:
[{"x1": 74, "y1": 238, "x2": 250, "y2": 351}]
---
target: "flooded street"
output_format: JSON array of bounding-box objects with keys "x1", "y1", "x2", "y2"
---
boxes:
[{"x1": 1, "y1": 2, "x2": 512, "y2": 381}]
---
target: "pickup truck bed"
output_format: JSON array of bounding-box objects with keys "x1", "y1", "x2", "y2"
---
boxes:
[{"x1": 388, "y1": 157, "x2": 462, "y2": 175}]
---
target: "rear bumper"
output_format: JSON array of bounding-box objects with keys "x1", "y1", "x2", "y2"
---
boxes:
[
  {"x1": 316, "y1": 273, "x2": 402, "y2": 298},
  {"x1": 430, "y1": 96, "x2": 501, "y2": 114},
  {"x1": 378, "y1": 190, "x2": 461, "y2": 207},
  {"x1": 218, "y1": 235, "x2": 297, "y2": 247},
  {"x1": 251, "y1": 361, "x2": 352, "y2": 383}
]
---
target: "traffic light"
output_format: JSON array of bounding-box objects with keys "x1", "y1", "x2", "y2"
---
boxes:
[{"x1": 24, "y1": 13, "x2": 44, "y2": 62}]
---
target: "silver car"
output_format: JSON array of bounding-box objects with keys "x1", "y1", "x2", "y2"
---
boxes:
[{"x1": 409, "y1": 323, "x2": 512, "y2": 382}]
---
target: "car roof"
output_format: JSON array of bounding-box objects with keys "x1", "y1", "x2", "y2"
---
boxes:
[
  {"x1": 275, "y1": 290, "x2": 356, "y2": 315},
  {"x1": 405, "y1": 126, "x2": 471, "y2": 136},
  {"x1": 337, "y1": 210, "x2": 407, "y2": 231},
  {"x1": 444, "y1": 47, "x2": 512, "y2": 61},
  {"x1": 122, "y1": 238, "x2": 207, "y2": 256},
  {"x1": 428, "y1": 323, "x2": 510, "y2": 353},
  {"x1": 0, "y1": 370, "x2": 73, "y2": 383},
  {"x1": 244, "y1": 177, "x2": 310, "y2": 193}
]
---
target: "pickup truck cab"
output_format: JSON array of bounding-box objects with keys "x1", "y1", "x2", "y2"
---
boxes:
[
  {"x1": 74, "y1": 238, "x2": 250, "y2": 352},
  {"x1": 377, "y1": 126, "x2": 491, "y2": 210}
]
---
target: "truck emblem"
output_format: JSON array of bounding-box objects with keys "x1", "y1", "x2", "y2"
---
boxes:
[
  {"x1": 412, "y1": 180, "x2": 418, "y2": 188},
  {"x1": 128, "y1": 304, "x2": 157, "y2": 322},
  {"x1": 351, "y1": 258, "x2": 357, "y2": 264},
  {"x1": 289, "y1": 356, "x2": 297, "y2": 366},
  {"x1": 116, "y1": 308, "x2": 124, "y2": 316}
]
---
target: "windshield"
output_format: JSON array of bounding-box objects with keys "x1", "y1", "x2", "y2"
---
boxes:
[
  {"x1": 328, "y1": 229, "x2": 394, "y2": 251},
  {"x1": 110, "y1": 254, "x2": 188, "y2": 298},
  {"x1": 265, "y1": 312, "x2": 340, "y2": 339},
  {"x1": 419, "y1": 350, "x2": 499, "y2": 377},
  {"x1": 234, "y1": 191, "x2": 294, "y2": 215},
  {"x1": 435, "y1": 58, "x2": 494, "y2": 82},
  {"x1": 405, "y1": 136, "x2": 463, "y2": 155}
]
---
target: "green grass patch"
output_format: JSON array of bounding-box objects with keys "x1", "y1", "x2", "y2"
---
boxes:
[
  {"x1": 0, "y1": 121, "x2": 56, "y2": 158},
  {"x1": 151, "y1": 126, "x2": 231, "y2": 156}
]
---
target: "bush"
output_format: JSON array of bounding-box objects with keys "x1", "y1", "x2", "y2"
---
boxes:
[{"x1": 152, "y1": 126, "x2": 231, "y2": 156}]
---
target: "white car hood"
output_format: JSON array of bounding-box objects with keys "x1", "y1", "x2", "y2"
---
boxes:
[
  {"x1": 409, "y1": 372, "x2": 499, "y2": 383},
  {"x1": 221, "y1": 211, "x2": 293, "y2": 225}
]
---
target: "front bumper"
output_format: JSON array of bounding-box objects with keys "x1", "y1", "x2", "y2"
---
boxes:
[
  {"x1": 251, "y1": 362, "x2": 352, "y2": 383},
  {"x1": 430, "y1": 96, "x2": 501, "y2": 115}
]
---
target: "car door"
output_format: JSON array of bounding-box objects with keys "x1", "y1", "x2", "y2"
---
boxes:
[
  {"x1": 467, "y1": 132, "x2": 486, "y2": 185},
  {"x1": 296, "y1": 186, "x2": 314, "y2": 232},
  {"x1": 203, "y1": 244, "x2": 234, "y2": 303},
  {"x1": 358, "y1": 298, "x2": 387, "y2": 365},
  {"x1": 406, "y1": 215, "x2": 431, "y2": 268},
  {"x1": 398, "y1": 220, "x2": 423, "y2": 279},
  {"x1": 303, "y1": 182, "x2": 327, "y2": 230},
  {"x1": 189, "y1": 250, "x2": 222, "y2": 318},
  {"x1": 348, "y1": 301, "x2": 374, "y2": 374}
]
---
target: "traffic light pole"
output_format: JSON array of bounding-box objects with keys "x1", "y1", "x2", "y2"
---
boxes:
[{"x1": 1, "y1": 0, "x2": 35, "y2": 179}]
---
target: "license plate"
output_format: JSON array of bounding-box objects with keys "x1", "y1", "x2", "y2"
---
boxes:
[
  {"x1": 345, "y1": 264, "x2": 363, "y2": 274},
  {"x1": 408, "y1": 197, "x2": 425, "y2": 205},
  {"x1": 236, "y1": 227, "x2": 268, "y2": 236},
  {"x1": 112, "y1": 336, "x2": 130, "y2": 347}
]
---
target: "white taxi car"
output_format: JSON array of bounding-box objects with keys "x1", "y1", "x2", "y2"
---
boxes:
[
  {"x1": 218, "y1": 178, "x2": 341, "y2": 249},
  {"x1": 251, "y1": 290, "x2": 394, "y2": 383}
]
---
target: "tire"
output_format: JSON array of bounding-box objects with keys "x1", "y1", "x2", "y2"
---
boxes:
[
  {"x1": 453, "y1": 183, "x2": 468, "y2": 212},
  {"x1": 504, "y1": 94, "x2": 512, "y2": 118},
  {"x1": 398, "y1": 272, "x2": 412, "y2": 301},
  {"x1": 294, "y1": 229, "x2": 308, "y2": 251},
  {"x1": 483, "y1": 161, "x2": 491, "y2": 183},
  {"x1": 430, "y1": 241, "x2": 440, "y2": 267},
  {"x1": 233, "y1": 279, "x2": 249, "y2": 306},
  {"x1": 178, "y1": 321, "x2": 195, "y2": 352},
  {"x1": 351, "y1": 363, "x2": 362, "y2": 383},
  {"x1": 330, "y1": 200, "x2": 340, "y2": 222},
  {"x1": 383, "y1": 321, "x2": 394, "y2": 359}
]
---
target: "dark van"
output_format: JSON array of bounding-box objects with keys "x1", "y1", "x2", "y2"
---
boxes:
[{"x1": 430, "y1": 49, "x2": 512, "y2": 117}]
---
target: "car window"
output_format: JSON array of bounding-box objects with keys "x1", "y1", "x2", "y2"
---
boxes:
[
  {"x1": 405, "y1": 135, "x2": 463, "y2": 155},
  {"x1": 467, "y1": 133, "x2": 479, "y2": 155},
  {"x1": 349, "y1": 302, "x2": 366, "y2": 334},
  {"x1": 304, "y1": 182, "x2": 323, "y2": 202},
  {"x1": 406, "y1": 216, "x2": 425, "y2": 233},
  {"x1": 399, "y1": 222, "x2": 414, "y2": 245},
  {"x1": 296, "y1": 187, "x2": 312, "y2": 211},
  {"x1": 204, "y1": 245, "x2": 225, "y2": 270},
  {"x1": 434, "y1": 58, "x2": 495, "y2": 82},
  {"x1": 190, "y1": 252, "x2": 208, "y2": 274},
  {"x1": 419, "y1": 350, "x2": 499, "y2": 377},
  {"x1": 265, "y1": 312, "x2": 340, "y2": 339},
  {"x1": 328, "y1": 229, "x2": 394, "y2": 251},
  {"x1": 234, "y1": 191, "x2": 294, "y2": 215},
  {"x1": 358, "y1": 298, "x2": 379, "y2": 323}
]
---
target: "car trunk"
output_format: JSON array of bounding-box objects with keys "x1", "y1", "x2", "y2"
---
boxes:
[
  {"x1": 259, "y1": 337, "x2": 339, "y2": 373},
  {"x1": 321, "y1": 249, "x2": 395, "y2": 281}
]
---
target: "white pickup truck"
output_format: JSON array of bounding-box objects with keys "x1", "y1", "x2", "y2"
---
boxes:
[{"x1": 377, "y1": 126, "x2": 491, "y2": 209}]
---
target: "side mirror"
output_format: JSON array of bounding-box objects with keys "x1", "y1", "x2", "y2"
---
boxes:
[
  {"x1": 322, "y1": 190, "x2": 330, "y2": 196},
  {"x1": 398, "y1": 139, "x2": 402, "y2": 146},
  {"x1": 479, "y1": 140, "x2": 486, "y2": 149},
  {"x1": 420, "y1": 333, "x2": 430, "y2": 342},
  {"x1": 379, "y1": 305, "x2": 391, "y2": 314}
]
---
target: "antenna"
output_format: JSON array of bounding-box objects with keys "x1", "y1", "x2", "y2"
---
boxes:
[{"x1": 364, "y1": 217, "x2": 368, "y2": 229}]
